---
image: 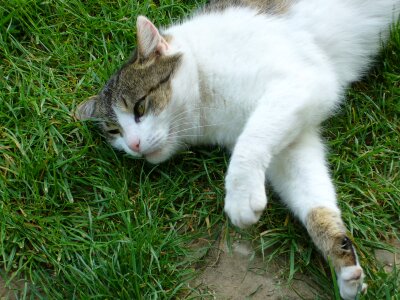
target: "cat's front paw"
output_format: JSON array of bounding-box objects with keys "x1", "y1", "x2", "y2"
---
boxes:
[
  {"x1": 224, "y1": 171, "x2": 267, "y2": 228},
  {"x1": 338, "y1": 265, "x2": 367, "y2": 300}
]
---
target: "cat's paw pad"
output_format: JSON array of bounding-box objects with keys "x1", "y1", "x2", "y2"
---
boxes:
[
  {"x1": 224, "y1": 176, "x2": 267, "y2": 228},
  {"x1": 338, "y1": 265, "x2": 367, "y2": 300}
]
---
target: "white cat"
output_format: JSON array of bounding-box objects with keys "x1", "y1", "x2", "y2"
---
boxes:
[{"x1": 76, "y1": 1, "x2": 399, "y2": 299}]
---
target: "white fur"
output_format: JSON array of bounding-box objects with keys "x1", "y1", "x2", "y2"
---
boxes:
[
  {"x1": 161, "y1": 0, "x2": 398, "y2": 229},
  {"x1": 114, "y1": 1, "x2": 399, "y2": 298}
]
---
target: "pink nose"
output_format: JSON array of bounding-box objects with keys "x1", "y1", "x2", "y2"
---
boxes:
[{"x1": 129, "y1": 139, "x2": 140, "y2": 152}]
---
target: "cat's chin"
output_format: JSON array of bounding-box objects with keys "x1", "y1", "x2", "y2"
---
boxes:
[{"x1": 144, "y1": 148, "x2": 171, "y2": 164}]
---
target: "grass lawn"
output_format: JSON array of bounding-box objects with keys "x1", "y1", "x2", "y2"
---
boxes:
[{"x1": 0, "y1": 0, "x2": 399, "y2": 299}]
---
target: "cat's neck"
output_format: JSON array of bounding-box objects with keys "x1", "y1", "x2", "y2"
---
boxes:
[{"x1": 166, "y1": 36, "x2": 207, "y2": 146}]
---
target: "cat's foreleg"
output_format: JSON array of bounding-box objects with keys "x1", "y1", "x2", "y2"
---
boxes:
[
  {"x1": 267, "y1": 129, "x2": 366, "y2": 300},
  {"x1": 224, "y1": 95, "x2": 307, "y2": 228}
]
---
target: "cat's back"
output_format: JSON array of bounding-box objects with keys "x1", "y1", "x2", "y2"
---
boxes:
[
  {"x1": 167, "y1": 1, "x2": 320, "y2": 81},
  {"x1": 170, "y1": 0, "x2": 399, "y2": 86},
  {"x1": 203, "y1": 0, "x2": 294, "y2": 15},
  {"x1": 168, "y1": 1, "x2": 303, "y2": 60}
]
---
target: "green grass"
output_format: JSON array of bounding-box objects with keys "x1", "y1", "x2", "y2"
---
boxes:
[{"x1": 0, "y1": 1, "x2": 399, "y2": 299}]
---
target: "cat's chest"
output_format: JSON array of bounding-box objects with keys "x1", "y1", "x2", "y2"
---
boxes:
[
  {"x1": 193, "y1": 68, "x2": 265, "y2": 148},
  {"x1": 196, "y1": 100, "x2": 251, "y2": 149}
]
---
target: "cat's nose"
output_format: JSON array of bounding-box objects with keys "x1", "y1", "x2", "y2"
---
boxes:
[{"x1": 128, "y1": 139, "x2": 141, "y2": 153}]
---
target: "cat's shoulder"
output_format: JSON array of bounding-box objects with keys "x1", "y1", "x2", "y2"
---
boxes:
[{"x1": 202, "y1": 0, "x2": 295, "y2": 15}]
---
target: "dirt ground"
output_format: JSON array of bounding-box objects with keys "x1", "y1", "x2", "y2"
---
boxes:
[
  {"x1": 0, "y1": 276, "x2": 25, "y2": 300},
  {"x1": 187, "y1": 236, "x2": 400, "y2": 299},
  {"x1": 187, "y1": 237, "x2": 324, "y2": 299}
]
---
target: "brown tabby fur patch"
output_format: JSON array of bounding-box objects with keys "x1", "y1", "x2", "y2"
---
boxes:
[
  {"x1": 306, "y1": 207, "x2": 357, "y2": 270},
  {"x1": 92, "y1": 48, "x2": 181, "y2": 123}
]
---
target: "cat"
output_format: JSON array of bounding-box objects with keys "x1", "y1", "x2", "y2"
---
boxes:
[{"x1": 75, "y1": 0, "x2": 399, "y2": 299}]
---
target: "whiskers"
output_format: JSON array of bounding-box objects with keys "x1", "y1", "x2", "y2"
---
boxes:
[
  {"x1": 167, "y1": 106, "x2": 232, "y2": 140},
  {"x1": 147, "y1": 106, "x2": 234, "y2": 155}
]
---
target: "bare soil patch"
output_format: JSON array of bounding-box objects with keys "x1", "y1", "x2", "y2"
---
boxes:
[
  {"x1": 187, "y1": 236, "x2": 326, "y2": 299},
  {"x1": 0, "y1": 276, "x2": 25, "y2": 300}
]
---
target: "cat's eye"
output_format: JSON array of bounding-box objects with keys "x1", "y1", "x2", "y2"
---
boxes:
[
  {"x1": 104, "y1": 122, "x2": 121, "y2": 135},
  {"x1": 107, "y1": 128, "x2": 120, "y2": 135},
  {"x1": 134, "y1": 99, "x2": 146, "y2": 121},
  {"x1": 341, "y1": 237, "x2": 352, "y2": 250}
]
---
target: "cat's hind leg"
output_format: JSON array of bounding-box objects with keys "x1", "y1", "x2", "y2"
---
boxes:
[{"x1": 267, "y1": 128, "x2": 367, "y2": 300}]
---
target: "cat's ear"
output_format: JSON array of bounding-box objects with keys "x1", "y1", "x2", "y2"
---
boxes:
[
  {"x1": 136, "y1": 16, "x2": 169, "y2": 58},
  {"x1": 75, "y1": 95, "x2": 98, "y2": 120}
]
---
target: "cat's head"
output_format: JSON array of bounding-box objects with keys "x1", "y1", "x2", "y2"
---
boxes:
[{"x1": 76, "y1": 16, "x2": 186, "y2": 164}]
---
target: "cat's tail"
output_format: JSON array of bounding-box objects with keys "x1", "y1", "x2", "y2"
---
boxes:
[{"x1": 290, "y1": 0, "x2": 400, "y2": 86}]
